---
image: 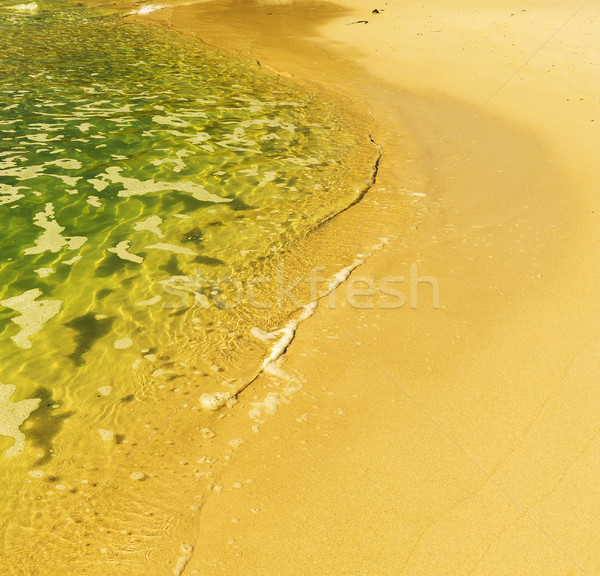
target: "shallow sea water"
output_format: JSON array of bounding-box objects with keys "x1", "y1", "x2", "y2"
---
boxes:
[{"x1": 0, "y1": 0, "x2": 377, "y2": 568}]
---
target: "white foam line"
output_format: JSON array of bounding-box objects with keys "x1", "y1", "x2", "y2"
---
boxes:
[
  {"x1": 131, "y1": 4, "x2": 165, "y2": 15},
  {"x1": 200, "y1": 239, "x2": 390, "y2": 410},
  {"x1": 130, "y1": 1, "x2": 202, "y2": 16},
  {"x1": 260, "y1": 301, "x2": 317, "y2": 371},
  {"x1": 260, "y1": 255, "x2": 368, "y2": 372},
  {"x1": 173, "y1": 544, "x2": 193, "y2": 575}
]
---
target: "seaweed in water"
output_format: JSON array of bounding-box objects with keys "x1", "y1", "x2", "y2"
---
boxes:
[
  {"x1": 94, "y1": 252, "x2": 140, "y2": 278},
  {"x1": 95, "y1": 288, "x2": 113, "y2": 300},
  {"x1": 181, "y1": 227, "x2": 204, "y2": 246},
  {"x1": 161, "y1": 254, "x2": 185, "y2": 276},
  {"x1": 194, "y1": 255, "x2": 225, "y2": 266},
  {"x1": 228, "y1": 197, "x2": 253, "y2": 211},
  {"x1": 64, "y1": 312, "x2": 114, "y2": 366},
  {"x1": 22, "y1": 387, "x2": 75, "y2": 467}
]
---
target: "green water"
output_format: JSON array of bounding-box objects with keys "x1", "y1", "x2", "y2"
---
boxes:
[{"x1": 0, "y1": 0, "x2": 376, "y2": 567}]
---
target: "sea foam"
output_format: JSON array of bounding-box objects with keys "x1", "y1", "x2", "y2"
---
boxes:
[
  {"x1": 12, "y1": 3, "x2": 37, "y2": 11},
  {"x1": 131, "y1": 4, "x2": 165, "y2": 15},
  {"x1": 0, "y1": 383, "x2": 40, "y2": 457}
]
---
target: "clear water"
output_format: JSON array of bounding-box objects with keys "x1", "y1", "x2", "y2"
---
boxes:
[{"x1": 0, "y1": 0, "x2": 376, "y2": 568}]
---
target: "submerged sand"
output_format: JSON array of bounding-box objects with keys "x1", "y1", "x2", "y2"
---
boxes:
[{"x1": 14, "y1": 0, "x2": 599, "y2": 574}]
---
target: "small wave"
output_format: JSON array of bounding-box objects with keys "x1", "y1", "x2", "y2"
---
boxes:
[
  {"x1": 131, "y1": 4, "x2": 165, "y2": 15},
  {"x1": 131, "y1": 4, "x2": 166, "y2": 16},
  {"x1": 248, "y1": 239, "x2": 390, "y2": 386},
  {"x1": 130, "y1": 1, "x2": 207, "y2": 16}
]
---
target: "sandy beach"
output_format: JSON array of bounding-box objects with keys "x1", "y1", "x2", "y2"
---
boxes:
[
  {"x1": 10, "y1": 0, "x2": 599, "y2": 574},
  {"x1": 143, "y1": 1, "x2": 599, "y2": 573}
]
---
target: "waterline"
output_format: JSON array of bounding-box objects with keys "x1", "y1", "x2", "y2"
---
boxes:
[{"x1": 0, "y1": 0, "x2": 378, "y2": 568}]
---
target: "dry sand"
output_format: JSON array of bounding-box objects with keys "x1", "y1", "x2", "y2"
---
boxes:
[{"x1": 19, "y1": 1, "x2": 598, "y2": 574}]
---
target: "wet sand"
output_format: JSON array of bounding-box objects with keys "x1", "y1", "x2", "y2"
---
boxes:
[{"x1": 16, "y1": 1, "x2": 599, "y2": 574}]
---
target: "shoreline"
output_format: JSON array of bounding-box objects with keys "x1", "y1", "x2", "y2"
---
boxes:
[
  {"x1": 126, "y1": 1, "x2": 433, "y2": 405},
  {"x1": 144, "y1": 2, "x2": 599, "y2": 574},
  {"x1": 14, "y1": 1, "x2": 600, "y2": 573}
]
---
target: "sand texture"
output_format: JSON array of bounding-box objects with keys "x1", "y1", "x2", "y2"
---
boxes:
[{"x1": 12, "y1": 1, "x2": 599, "y2": 574}]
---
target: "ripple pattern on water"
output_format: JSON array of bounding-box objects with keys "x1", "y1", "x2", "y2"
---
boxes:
[{"x1": 0, "y1": 1, "x2": 376, "y2": 566}]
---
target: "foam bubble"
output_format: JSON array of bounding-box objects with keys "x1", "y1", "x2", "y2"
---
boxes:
[
  {"x1": 12, "y1": 3, "x2": 38, "y2": 11},
  {"x1": 24, "y1": 203, "x2": 87, "y2": 256},
  {"x1": 0, "y1": 183, "x2": 25, "y2": 206},
  {"x1": 248, "y1": 382, "x2": 303, "y2": 424},
  {"x1": 152, "y1": 115, "x2": 190, "y2": 128},
  {"x1": 259, "y1": 301, "x2": 317, "y2": 373},
  {"x1": 173, "y1": 544, "x2": 194, "y2": 576},
  {"x1": 0, "y1": 383, "x2": 41, "y2": 458},
  {"x1": 248, "y1": 392, "x2": 281, "y2": 423},
  {"x1": 199, "y1": 392, "x2": 233, "y2": 411},
  {"x1": 250, "y1": 327, "x2": 278, "y2": 342},
  {"x1": 97, "y1": 166, "x2": 229, "y2": 203},
  {"x1": 0, "y1": 289, "x2": 62, "y2": 349},
  {"x1": 136, "y1": 295, "x2": 162, "y2": 307},
  {"x1": 62, "y1": 255, "x2": 81, "y2": 266},
  {"x1": 49, "y1": 158, "x2": 81, "y2": 170},
  {"x1": 146, "y1": 243, "x2": 197, "y2": 256},
  {"x1": 88, "y1": 179, "x2": 109, "y2": 192},
  {"x1": 132, "y1": 4, "x2": 164, "y2": 15},
  {"x1": 98, "y1": 429, "x2": 114, "y2": 442},
  {"x1": 34, "y1": 268, "x2": 54, "y2": 278},
  {"x1": 108, "y1": 240, "x2": 144, "y2": 264},
  {"x1": 133, "y1": 215, "x2": 163, "y2": 238}
]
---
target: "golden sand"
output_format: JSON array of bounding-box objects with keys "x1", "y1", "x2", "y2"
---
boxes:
[
  {"x1": 146, "y1": 1, "x2": 599, "y2": 574},
  {"x1": 15, "y1": 1, "x2": 599, "y2": 573}
]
